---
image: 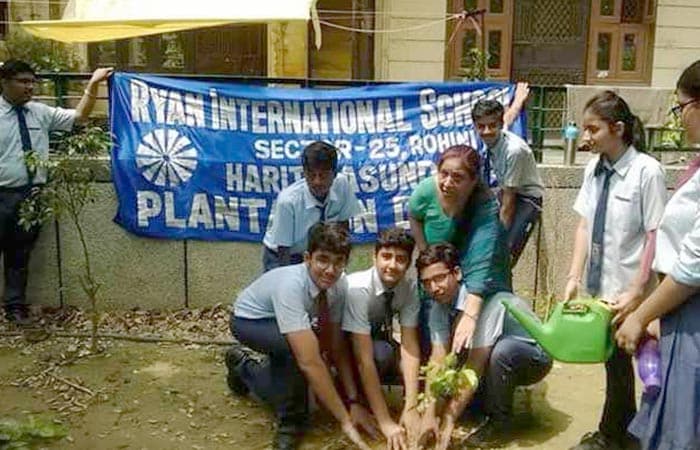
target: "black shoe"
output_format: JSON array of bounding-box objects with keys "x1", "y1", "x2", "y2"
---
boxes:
[
  {"x1": 570, "y1": 431, "x2": 624, "y2": 450},
  {"x1": 224, "y1": 344, "x2": 249, "y2": 396},
  {"x1": 462, "y1": 417, "x2": 513, "y2": 448},
  {"x1": 5, "y1": 308, "x2": 33, "y2": 327},
  {"x1": 273, "y1": 421, "x2": 303, "y2": 450}
]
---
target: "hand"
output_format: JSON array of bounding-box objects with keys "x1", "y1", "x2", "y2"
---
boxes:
[
  {"x1": 399, "y1": 407, "x2": 421, "y2": 448},
  {"x1": 451, "y1": 312, "x2": 476, "y2": 353},
  {"x1": 88, "y1": 67, "x2": 114, "y2": 86},
  {"x1": 350, "y1": 403, "x2": 380, "y2": 440},
  {"x1": 435, "y1": 415, "x2": 455, "y2": 450},
  {"x1": 417, "y1": 410, "x2": 439, "y2": 447},
  {"x1": 513, "y1": 82, "x2": 530, "y2": 107},
  {"x1": 611, "y1": 288, "x2": 644, "y2": 325},
  {"x1": 563, "y1": 277, "x2": 580, "y2": 301},
  {"x1": 341, "y1": 420, "x2": 372, "y2": 450},
  {"x1": 646, "y1": 319, "x2": 660, "y2": 339},
  {"x1": 615, "y1": 312, "x2": 646, "y2": 355},
  {"x1": 379, "y1": 420, "x2": 407, "y2": 450}
]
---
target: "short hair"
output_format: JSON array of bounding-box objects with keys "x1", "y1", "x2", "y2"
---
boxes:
[
  {"x1": 307, "y1": 222, "x2": 351, "y2": 259},
  {"x1": 677, "y1": 60, "x2": 700, "y2": 100},
  {"x1": 471, "y1": 99, "x2": 504, "y2": 122},
  {"x1": 415, "y1": 242, "x2": 460, "y2": 274},
  {"x1": 0, "y1": 59, "x2": 36, "y2": 80},
  {"x1": 302, "y1": 141, "x2": 338, "y2": 172},
  {"x1": 375, "y1": 227, "x2": 415, "y2": 255}
]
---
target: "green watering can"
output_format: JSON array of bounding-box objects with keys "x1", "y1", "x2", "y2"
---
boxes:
[{"x1": 502, "y1": 297, "x2": 615, "y2": 363}]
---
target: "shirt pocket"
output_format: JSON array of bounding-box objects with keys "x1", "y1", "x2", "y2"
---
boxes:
[{"x1": 611, "y1": 188, "x2": 641, "y2": 233}]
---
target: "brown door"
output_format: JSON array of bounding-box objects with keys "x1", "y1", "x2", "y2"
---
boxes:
[
  {"x1": 192, "y1": 25, "x2": 267, "y2": 75},
  {"x1": 511, "y1": 0, "x2": 590, "y2": 86}
]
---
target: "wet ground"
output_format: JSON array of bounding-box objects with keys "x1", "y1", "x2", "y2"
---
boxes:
[{"x1": 0, "y1": 334, "x2": 623, "y2": 450}]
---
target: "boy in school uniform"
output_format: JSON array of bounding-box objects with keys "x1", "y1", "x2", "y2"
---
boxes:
[
  {"x1": 227, "y1": 223, "x2": 374, "y2": 450},
  {"x1": 472, "y1": 99, "x2": 545, "y2": 266},
  {"x1": 261, "y1": 141, "x2": 362, "y2": 271},
  {"x1": 342, "y1": 227, "x2": 422, "y2": 449}
]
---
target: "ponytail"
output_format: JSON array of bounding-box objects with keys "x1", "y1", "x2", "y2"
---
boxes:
[{"x1": 631, "y1": 115, "x2": 647, "y2": 153}]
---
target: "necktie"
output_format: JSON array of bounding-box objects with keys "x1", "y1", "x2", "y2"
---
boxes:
[
  {"x1": 482, "y1": 147, "x2": 494, "y2": 187},
  {"x1": 587, "y1": 163, "x2": 614, "y2": 296},
  {"x1": 314, "y1": 290, "x2": 332, "y2": 357},
  {"x1": 381, "y1": 290, "x2": 395, "y2": 344},
  {"x1": 317, "y1": 204, "x2": 326, "y2": 222},
  {"x1": 14, "y1": 106, "x2": 35, "y2": 183}
]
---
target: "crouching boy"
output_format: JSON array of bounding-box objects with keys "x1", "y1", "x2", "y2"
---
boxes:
[
  {"x1": 342, "y1": 227, "x2": 422, "y2": 449},
  {"x1": 226, "y1": 223, "x2": 374, "y2": 450}
]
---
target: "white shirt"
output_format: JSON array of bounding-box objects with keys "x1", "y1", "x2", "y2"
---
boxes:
[
  {"x1": 0, "y1": 96, "x2": 76, "y2": 187},
  {"x1": 262, "y1": 173, "x2": 362, "y2": 254},
  {"x1": 653, "y1": 170, "x2": 700, "y2": 286},
  {"x1": 488, "y1": 130, "x2": 544, "y2": 198},
  {"x1": 573, "y1": 147, "x2": 667, "y2": 300},
  {"x1": 342, "y1": 266, "x2": 419, "y2": 335}
]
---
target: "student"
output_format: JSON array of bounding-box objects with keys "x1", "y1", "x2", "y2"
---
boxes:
[
  {"x1": 0, "y1": 59, "x2": 112, "y2": 325},
  {"x1": 563, "y1": 91, "x2": 667, "y2": 450},
  {"x1": 616, "y1": 59, "x2": 700, "y2": 450},
  {"x1": 416, "y1": 243, "x2": 551, "y2": 449},
  {"x1": 227, "y1": 223, "x2": 374, "y2": 450},
  {"x1": 472, "y1": 99, "x2": 545, "y2": 266},
  {"x1": 261, "y1": 141, "x2": 362, "y2": 272},
  {"x1": 342, "y1": 227, "x2": 421, "y2": 449}
]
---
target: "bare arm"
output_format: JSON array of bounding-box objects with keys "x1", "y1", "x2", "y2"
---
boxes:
[
  {"x1": 630, "y1": 276, "x2": 698, "y2": 327},
  {"x1": 499, "y1": 187, "x2": 517, "y2": 229},
  {"x1": 503, "y1": 82, "x2": 530, "y2": 128},
  {"x1": 612, "y1": 230, "x2": 657, "y2": 322},
  {"x1": 399, "y1": 326, "x2": 421, "y2": 412},
  {"x1": 564, "y1": 217, "x2": 589, "y2": 301},
  {"x1": 75, "y1": 67, "x2": 113, "y2": 124},
  {"x1": 331, "y1": 323, "x2": 361, "y2": 405},
  {"x1": 451, "y1": 293, "x2": 483, "y2": 353},
  {"x1": 409, "y1": 215, "x2": 428, "y2": 252},
  {"x1": 286, "y1": 329, "x2": 351, "y2": 425}
]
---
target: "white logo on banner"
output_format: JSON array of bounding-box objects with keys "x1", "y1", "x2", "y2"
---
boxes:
[{"x1": 136, "y1": 129, "x2": 198, "y2": 187}]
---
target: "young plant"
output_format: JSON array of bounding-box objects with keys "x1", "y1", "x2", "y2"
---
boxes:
[
  {"x1": 416, "y1": 352, "x2": 479, "y2": 411},
  {"x1": 19, "y1": 127, "x2": 112, "y2": 352}
]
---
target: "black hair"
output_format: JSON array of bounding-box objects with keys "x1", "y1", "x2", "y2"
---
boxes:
[
  {"x1": 301, "y1": 141, "x2": 338, "y2": 172},
  {"x1": 375, "y1": 227, "x2": 415, "y2": 256},
  {"x1": 415, "y1": 242, "x2": 460, "y2": 274},
  {"x1": 0, "y1": 59, "x2": 36, "y2": 80},
  {"x1": 307, "y1": 222, "x2": 351, "y2": 260},
  {"x1": 677, "y1": 60, "x2": 700, "y2": 99},
  {"x1": 584, "y1": 90, "x2": 646, "y2": 152},
  {"x1": 471, "y1": 99, "x2": 504, "y2": 122}
]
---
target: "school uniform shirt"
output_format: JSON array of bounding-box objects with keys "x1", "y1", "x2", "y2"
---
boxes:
[
  {"x1": 262, "y1": 173, "x2": 362, "y2": 255},
  {"x1": 342, "y1": 267, "x2": 420, "y2": 335},
  {"x1": 428, "y1": 285, "x2": 533, "y2": 347},
  {"x1": 652, "y1": 169, "x2": 700, "y2": 285},
  {"x1": 488, "y1": 130, "x2": 544, "y2": 199},
  {"x1": 573, "y1": 147, "x2": 667, "y2": 300},
  {"x1": 233, "y1": 263, "x2": 346, "y2": 334},
  {"x1": 0, "y1": 96, "x2": 76, "y2": 187}
]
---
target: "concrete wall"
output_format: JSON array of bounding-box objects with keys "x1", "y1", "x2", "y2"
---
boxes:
[
  {"x1": 374, "y1": 0, "x2": 447, "y2": 81},
  {"x1": 651, "y1": 0, "x2": 700, "y2": 88},
  {"x1": 5, "y1": 164, "x2": 684, "y2": 311}
]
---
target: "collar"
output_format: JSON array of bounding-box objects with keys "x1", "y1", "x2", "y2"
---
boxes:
[
  {"x1": 0, "y1": 96, "x2": 15, "y2": 113},
  {"x1": 370, "y1": 267, "x2": 394, "y2": 298},
  {"x1": 304, "y1": 264, "x2": 321, "y2": 299},
  {"x1": 594, "y1": 146, "x2": 637, "y2": 178},
  {"x1": 453, "y1": 284, "x2": 467, "y2": 308},
  {"x1": 303, "y1": 177, "x2": 339, "y2": 210},
  {"x1": 487, "y1": 131, "x2": 506, "y2": 152}
]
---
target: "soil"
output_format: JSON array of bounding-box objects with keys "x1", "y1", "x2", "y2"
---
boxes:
[{"x1": 0, "y1": 334, "x2": 614, "y2": 450}]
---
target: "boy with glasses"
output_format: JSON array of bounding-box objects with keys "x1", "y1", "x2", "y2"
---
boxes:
[
  {"x1": 227, "y1": 223, "x2": 374, "y2": 450},
  {"x1": 342, "y1": 227, "x2": 421, "y2": 449},
  {"x1": 416, "y1": 243, "x2": 551, "y2": 448}
]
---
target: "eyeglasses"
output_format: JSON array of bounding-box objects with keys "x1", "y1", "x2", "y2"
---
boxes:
[
  {"x1": 671, "y1": 98, "x2": 699, "y2": 118},
  {"x1": 312, "y1": 255, "x2": 346, "y2": 272},
  {"x1": 420, "y1": 270, "x2": 453, "y2": 288},
  {"x1": 10, "y1": 77, "x2": 37, "y2": 85}
]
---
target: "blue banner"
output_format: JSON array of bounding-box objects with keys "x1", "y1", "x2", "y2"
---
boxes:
[{"x1": 110, "y1": 73, "x2": 524, "y2": 242}]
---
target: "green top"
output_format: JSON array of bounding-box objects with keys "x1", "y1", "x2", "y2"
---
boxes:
[{"x1": 408, "y1": 176, "x2": 458, "y2": 245}]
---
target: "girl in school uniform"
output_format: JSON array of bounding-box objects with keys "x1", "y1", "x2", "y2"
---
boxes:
[
  {"x1": 616, "y1": 60, "x2": 700, "y2": 450},
  {"x1": 563, "y1": 91, "x2": 667, "y2": 450}
]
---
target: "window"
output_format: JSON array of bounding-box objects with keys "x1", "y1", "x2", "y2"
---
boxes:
[
  {"x1": 446, "y1": 0, "x2": 513, "y2": 80},
  {"x1": 588, "y1": 0, "x2": 655, "y2": 84},
  {"x1": 0, "y1": 1, "x2": 7, "y2": 38}
]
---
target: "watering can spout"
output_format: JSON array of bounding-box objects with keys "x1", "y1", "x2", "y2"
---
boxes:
[{"x1": 501, "y1": 297, "x2": 548, "y2": 343}]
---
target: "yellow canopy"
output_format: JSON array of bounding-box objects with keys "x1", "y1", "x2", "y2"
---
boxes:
[{"x1": 21, "y1": 0, "x2": 318, "y2": 43}]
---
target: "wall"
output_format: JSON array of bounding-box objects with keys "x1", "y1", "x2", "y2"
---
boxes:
[
  {"x1": 374, "y1": 0, "x2": 447, "y2": 81},
  {"x1": 4, "y1": 164, "x2": 684, "y2": 311},
  {"x1": 651, "y1": 0, "x2": 700, "y2": 87}
]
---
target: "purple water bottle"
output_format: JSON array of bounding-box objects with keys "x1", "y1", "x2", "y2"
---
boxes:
[{"x1": 636, "y1": 338, "x2": 661, "y2": 398}]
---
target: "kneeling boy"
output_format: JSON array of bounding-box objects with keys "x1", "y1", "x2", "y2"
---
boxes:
[
  {"x1": 227, "y1": 223, "x2": 373, "y2": 450},
  {"x1": 343, "y1": 228, "x2": 422, "y2": 449}
]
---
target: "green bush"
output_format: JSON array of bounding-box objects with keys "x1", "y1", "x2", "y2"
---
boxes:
[{"x1": 3, "y1": 28, "x2": 81, "y2": 72}]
